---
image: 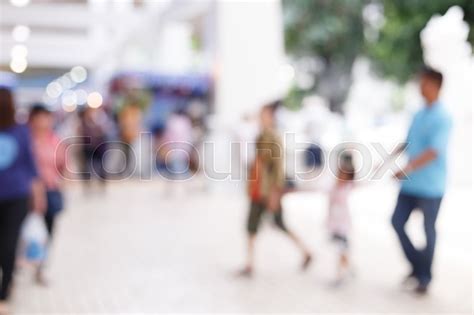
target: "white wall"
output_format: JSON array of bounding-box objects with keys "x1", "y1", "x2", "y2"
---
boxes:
[{"x1": 213, "y1": 0, "x2": 288, "y2": 122}]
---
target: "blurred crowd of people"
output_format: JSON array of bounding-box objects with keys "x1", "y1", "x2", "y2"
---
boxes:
[
  {"x1": 0, "y1": 80, "x2": 205, "y2": 313},
  {"x1": 1, "y1": 88, "x2": 65, "y2": 312},
  {"x1": 235, "y1": 67, "x2": 451, "y2": 298},
  {"x1": 0, "y1": 66, "x2": 452, "y2": 313}
]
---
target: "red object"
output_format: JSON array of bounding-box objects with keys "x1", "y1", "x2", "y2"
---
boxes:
[{"x1": 249, "y1": 159, "x2": 261, "y2": 201}]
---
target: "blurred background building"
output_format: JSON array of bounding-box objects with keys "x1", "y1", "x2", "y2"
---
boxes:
[{"x1": 1, "y1": 0, "x2": 472, "y2": 185}]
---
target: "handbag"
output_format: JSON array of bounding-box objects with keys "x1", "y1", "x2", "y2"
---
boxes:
[{"x1": 20, "y1": 213, "x2": 48, "y2": 263}]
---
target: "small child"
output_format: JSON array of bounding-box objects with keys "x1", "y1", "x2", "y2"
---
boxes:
[{"x1": 327, "y1": 153, "x2": 355, "y2": 284}]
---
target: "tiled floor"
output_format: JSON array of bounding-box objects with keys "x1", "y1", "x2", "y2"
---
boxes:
[{"x1": 11, "y1": 179, "x2": 472, "y2": 313}]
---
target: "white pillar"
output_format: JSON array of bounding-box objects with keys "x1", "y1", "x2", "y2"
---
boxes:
[
  {"x1": 205, "y1": 0, "x2": 288, "y2": 191},
  {"x1": 214, "y1": 0, "x2": 287, "y2": 121}
]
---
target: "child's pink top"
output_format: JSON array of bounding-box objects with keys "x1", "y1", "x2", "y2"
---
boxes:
[
  {"x1": 32, "y1": 132, "x2": 65, "y2": 190},
  {"x1": 327, "y1": 182, "x2": 353, "y2": 236}
]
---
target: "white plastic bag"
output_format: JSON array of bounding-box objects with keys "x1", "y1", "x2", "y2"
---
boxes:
[{"x1": 20, "y1": 213, "x2": 48, "y2": 263}]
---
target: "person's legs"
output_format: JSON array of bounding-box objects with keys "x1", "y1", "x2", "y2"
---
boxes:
[
  {"x1": 0, "y1": 206, "x2": 8, "y2": 313},
  {"x1": 121, "y1": 142, "x2": 133, "y2": 178},
  {"x1": 332, "y1": 234, "x2": 350, "y2": 279},
  {"x1": 0, "y1": 203, "x2": 7, "y2": 301},
  {"x1": 0, "y1": 198, "x2": 28, "y2": 302},
  {"x1": 274, "y1": 209, "x2": 312, "y2": 270},
  {"x1": 240, "y1": 202, "x2": 264, "y2": 276},
  {"x1": 391, "y1": 192, "x2": 420, "y2": 277},
  {"x1": 81, "y1": 148, "x2": 94, "y2": 194},
  {"x1": 81, "y1": 148, "x2": 93, "y2": 180},
  {"x1": 44, "y1": 212, "x2": 55, "y2": 237},
  {"x1": 417, "y1": 197, "x2": 442, "y2": 288},
  {"x1": 35, "y1": 212, "x2": 56, "y2": 286},
  {"x1": 243, "y1": 234, "x2": 256, "y2": 274},
  {"x1": 93, "y1": 154, "x2": 108, "y2": 191}
]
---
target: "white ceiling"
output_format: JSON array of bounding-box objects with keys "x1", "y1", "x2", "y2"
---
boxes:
[{"x1": 0, "y1": 0, "x2": 170, "y2": 71}]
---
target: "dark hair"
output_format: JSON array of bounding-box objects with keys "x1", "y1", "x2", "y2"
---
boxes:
[
  {"x1": 262, "y1": 103, "x2": 278, "y2": 116},
  {"x1": 421, "y1": 66, "x2": 443, "y2": 88},
  {"x1": 264, "y1": 100, "x2": 282, "y2": 114},
  {"x1": 0, "y1": 87, "x2": 16, "y2": 130},
  {"x1": 29, "y1": 103, "x2": 51, "y2": 121},
  {"x1": 339, "y1": 151, "x2": 356, "y2": 181}
]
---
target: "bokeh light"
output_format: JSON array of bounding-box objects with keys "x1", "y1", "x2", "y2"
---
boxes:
[
  {"x1": 279, "y1": 63, "x2": 295, "y2": 82},
  {"x1": 75, "y1": 89, "x2": 88, "y2": 105},
  {"x1": 11, "y1": 44, "x2": 28, "y2": 59},
  {"x1": 10, "y1": 0, "x2": 30, "y2": 7},
  {"x1": 9, "y1": 57, "x2": 27, "y2": 73},
  {"x1": 62, "y1": 102, "x2": 77, "y2": 113},
  {"x1": 12, "y1": 25, "x2": 30, "y2": 42},
  {"x1": 58, "y1": 75, "x2": 74, "y2": 90},
  {"x1": 87, "y1": 91, "x2": 103, "y2": 108},
  {"x1": 61, "y1": 90, "x2": 77, "y2": 107},
  {"x1": 70, "y1": 66, "x2": 88, "y2": 83},
  {"x1": 46, "y1": 81, "x2": 63, "y2": 98}
]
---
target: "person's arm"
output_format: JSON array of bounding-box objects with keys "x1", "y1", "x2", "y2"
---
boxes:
[
  {"x1": 392, "y1": 143, "x2": 407, "y2": 157},
  {"x1": 267, "y1": 187, "x2": 283, "y2": 212},
  {"x1": 247, "y1": 159, "x2": 258, "y2": 197},
  {"x1": 395, "y1": 115, "x2": 452, "y2": 179},
  {"x1": 394, "y1": 149, "x2": 437, "y2": 179},
  {"x1": 31, "y1": 179, "x2": 47, "y2": 213},
  {"x1": 55, "y1": 135, "x2": 67, "y2": 175},
  {"x1": 25, "y1": 127, "x2": 46, "y2": 213}
]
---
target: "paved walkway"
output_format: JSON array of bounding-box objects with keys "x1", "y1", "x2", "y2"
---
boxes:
[{"x1": 11, "y1": 180, "x2": 472, "y2": 313}]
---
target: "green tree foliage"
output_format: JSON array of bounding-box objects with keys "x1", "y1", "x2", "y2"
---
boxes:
[
  {"x1": 283, "y1": 0, "x2": 473, "y2": 110},
  {"x1": 283, "y1": 0, "x2": 367, "y2": 112},
  {"x1": 367, "y1": 0, "x2": 474, "y2": 83}
]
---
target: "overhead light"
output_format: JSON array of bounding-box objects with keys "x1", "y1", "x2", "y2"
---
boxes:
[
  {"x1": 11, "y1": 44, "x2": 28, "y2": 59},
  {"x1": 70, "y1": 66, "x2": 88, "y2": 83},
  {"x1": 75, "y1": 89, "x2": 88, "y2": 105},
  {"x1": 87, "y1": 92, "x2": 103, "y2": 108},
  {"x1": 58, "y1": 75, "x2": 74, "y2": 90},
  {"x1": 10, "y1": 58, "x2": 28, "y2": 73},
  {"x1": 10, "y1": 0, "x2": 30, "y2": 7},
  {"x1": 62, "y1": 90, "x2": 77, "y2": 107},
  {"x1": 46, "y1": 82, "x2": 63, "y2": 98},
  {"x1": 62, "y1": 91, "x2": 78, "y2": 112},
  {"x1": 62, "y1": 102, "x2": 77, "y2": 113},
  {"x1": 12, "y1": 25, "x2": 30, "y2": 42}
]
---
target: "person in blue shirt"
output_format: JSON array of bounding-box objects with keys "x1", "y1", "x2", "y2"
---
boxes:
[
  {"x1": 390, "y1": 67, "x2": 452, "y2": 295},
  {"x1": 0, "y1": 88, "x2": 45, "y2": 313}
]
